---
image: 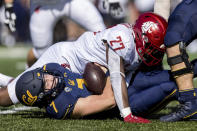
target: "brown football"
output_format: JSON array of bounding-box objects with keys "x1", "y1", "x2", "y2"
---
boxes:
[{"x1": 83, "y1": 62, "x2": 107, "y2": 94}]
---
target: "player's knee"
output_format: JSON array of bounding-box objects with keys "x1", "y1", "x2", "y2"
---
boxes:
[
  {"x1": 160, "y1": 81, "x2": 177, "y2": 94},
  {"x1": 0, "y1": 87, "x2": 13, "y2": 107}
]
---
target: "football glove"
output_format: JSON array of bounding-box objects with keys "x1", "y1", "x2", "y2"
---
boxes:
[
  {"x1": 99, "y1": 0, "x2": 125, "y2": 19},
  {"x1": 108, "y1": 1, "x2": 123, "y2": 18},
  {"x1": 4, "y1": 3, "x2": 16, "y2": 32},
  {"x1": 124, "y1": 113, "x2": 151, "y2": 123}
]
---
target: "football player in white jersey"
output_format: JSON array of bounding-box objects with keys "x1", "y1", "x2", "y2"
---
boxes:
[
  {"x1": 0, "y1": 12, "x2": 167, "y2": 123},
  {"x1": 3, "y1": 0, "x2": 16, "y2": 32},
  {"x1": 27, "y1": 0, "x2": 106, "y2": 67}
]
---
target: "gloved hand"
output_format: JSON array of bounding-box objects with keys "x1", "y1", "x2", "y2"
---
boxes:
[
  {"x1": 124, "y1": 113, "x2": 151, "y2": 123},
  {"x1": 108, "y1": 1, "x2": 123, "y2": 18},
  {"x1": 99, "y1": 0, "x2": 126, "y2": 19},
  {"x1": 4, "y1": 3, "x2": 16, "y2": 32}
]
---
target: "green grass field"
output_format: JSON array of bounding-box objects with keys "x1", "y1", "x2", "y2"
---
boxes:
[{"x1": 0, "y1": 44, "x2": 197, "y2": 130}]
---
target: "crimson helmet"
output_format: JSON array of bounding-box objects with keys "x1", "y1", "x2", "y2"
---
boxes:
[{"x1": 133, "y1": 12, "x2": 168, "y2": 66}]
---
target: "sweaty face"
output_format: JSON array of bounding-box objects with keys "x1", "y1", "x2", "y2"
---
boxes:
[{"x1": 43, "y1": 74, "x2": 58, "y2": 92}]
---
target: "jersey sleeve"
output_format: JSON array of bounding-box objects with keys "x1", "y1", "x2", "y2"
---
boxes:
[
  {"x1": 164, "y1": 1, "x2": 197, "y2": 47},
  {"x1": 46, "y1": 91, "x2": 78, "y2": 119}
]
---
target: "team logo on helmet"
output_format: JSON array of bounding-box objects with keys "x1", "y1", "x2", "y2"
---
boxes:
[
  {"x1": 22, "y1": 90, "x2": 38, "y2": 106},
  {"x1": 141, "y1": 21, "x2": 158, "y2": 34}
]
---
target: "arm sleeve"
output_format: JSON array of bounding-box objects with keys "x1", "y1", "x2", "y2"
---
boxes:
[{"x1": 107, "y1": 47, "x2": 125, "y2": 111}]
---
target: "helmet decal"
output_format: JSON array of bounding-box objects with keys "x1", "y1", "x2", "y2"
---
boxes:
[
  {"x1": 22, "y1": 90, "x2": 38, "y2": 106},
  {"x1": 141, "y1": 21, "x2": 158, "y2": 34},
  {"x1": 64, "y1": 72, "x2": 67, "y2": 77},
  {"x1": 37, "y1": 72, "x2": 41, "y2": 77},
  {"x1": 43, "y1": 65, "x2": 47, "y2": 71}
]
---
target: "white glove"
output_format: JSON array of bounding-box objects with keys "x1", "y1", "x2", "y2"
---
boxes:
[
  {"x1": 98, "y1": 0, "x2": 127, "y2": 19},
  {"x1": 4, "y1": 3, "x2": 16, "y2": 32},
  {"x1": 109, "y1": 1, "x2": 123, "y2": 18}
]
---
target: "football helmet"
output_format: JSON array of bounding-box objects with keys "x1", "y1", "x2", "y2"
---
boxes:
[
  {"x1": 16, "y1": 68, "x2": 64, "y2": 108},
  {"x1": 133, "y1": 12, "x2": 168, "y2": 66}
]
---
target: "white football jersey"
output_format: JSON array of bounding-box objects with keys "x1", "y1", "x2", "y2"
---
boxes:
[
  {"x1": 59, "y1": 23, "x2": 141, "y2": 75},
  {"x1": 8, "y1": 24, "x2": 141, "y2": 104}
]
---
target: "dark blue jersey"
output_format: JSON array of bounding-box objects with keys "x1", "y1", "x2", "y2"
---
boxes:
[
  {"x1": 164, "y1": 0, "x2": 197, "y2": 47},
  {"x1": 42, "y1": 63, "x2": 91, "y2": 119}
]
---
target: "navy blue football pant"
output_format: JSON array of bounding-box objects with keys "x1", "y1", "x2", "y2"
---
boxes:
[{"x1": 128, "y1": 59, "x2": 197, "y2": 116}]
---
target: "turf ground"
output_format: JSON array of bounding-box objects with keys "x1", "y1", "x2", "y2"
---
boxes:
[{"x1": 1, "y1": 44, "x2": 197, "y2": 130}]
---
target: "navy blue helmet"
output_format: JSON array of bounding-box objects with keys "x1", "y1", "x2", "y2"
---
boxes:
[{"x1": 16, "y1": 68, "x2": 64, "y2": 108}]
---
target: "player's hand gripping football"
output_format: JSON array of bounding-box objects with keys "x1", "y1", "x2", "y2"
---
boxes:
[
  {"x1": 4, "y1": 3, "x2": 16, "y2": 32},
  {"x1": 124, "y1": 113, "x2": 151, "y2": 123}
]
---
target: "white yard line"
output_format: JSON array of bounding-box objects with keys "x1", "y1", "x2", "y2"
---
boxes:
[{"x1": 0, "y1": 106, "x2": 37, "y2": 114}]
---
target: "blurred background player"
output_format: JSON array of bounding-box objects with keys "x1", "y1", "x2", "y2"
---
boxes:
[
  {"x1": 3, "y1": 0, "x2": 16, "y2": 32},
  {"x1": 1, "y1": 0, "x2": 31, "y2": 47},
  {"x1": 96, "y1": 0, "x2": 128, "y2": 26},
  {"x1": 27, "y1": 0, "x2": 106, "y2": 67},
  {"x1": 128, "y1": 0, "x2": 155, "y2": 24},
  {"x1": 129, "y1": 0, "x2": 181, "y2": 22},
  {"x1": 0, "y1": 0, "x2": 16, "y2": 47},
  {"x1": 95, "y1": 0, "x2": 155, "y2": 26}
]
